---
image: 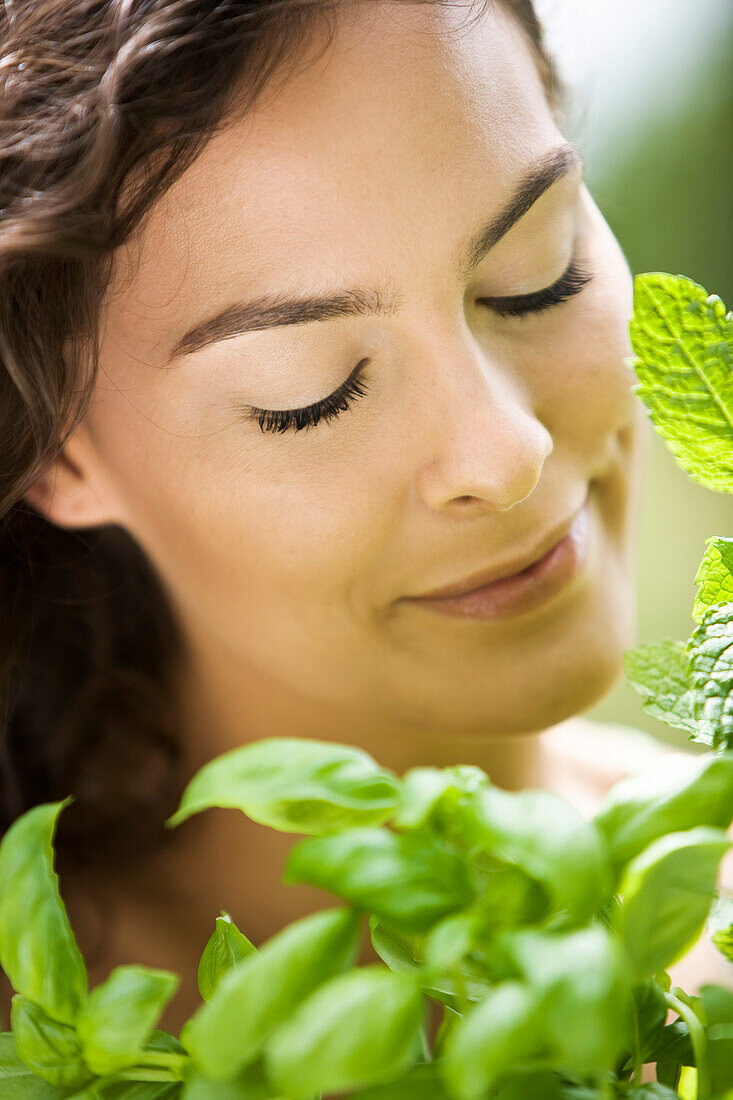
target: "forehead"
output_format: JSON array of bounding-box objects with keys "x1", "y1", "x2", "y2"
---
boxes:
[{"x1": 105, "y1": 2, "x2": 557, "y2": 360}]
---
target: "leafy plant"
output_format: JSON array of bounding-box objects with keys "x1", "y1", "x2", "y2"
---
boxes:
[{"x1": 2, "y1": 273, "x2": 733, "y2": 1099}]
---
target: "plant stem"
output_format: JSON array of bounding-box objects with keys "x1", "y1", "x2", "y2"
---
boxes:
[{"x1": 665, "y1": 990, "x2": 709, "y2": 1100}]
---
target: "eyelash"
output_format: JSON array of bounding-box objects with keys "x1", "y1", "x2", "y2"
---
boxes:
[{"x1": 245, "y1": 258, "x2": 594, "y2": 435}]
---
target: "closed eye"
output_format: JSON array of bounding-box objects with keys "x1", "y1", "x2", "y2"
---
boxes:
[{"x1": 479, "y1": 256, "x2": 593, "y2": 317}]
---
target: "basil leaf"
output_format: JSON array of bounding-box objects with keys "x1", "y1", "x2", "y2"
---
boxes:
[
  {"x1": 0, "y1": 801, "x2": 87, "y2": 1025},
  {"x1": 197, "y1": 914, "x2": 255, "y2": 1003},
  {"x1": 706, "y1": 894, "x2": 733, "y2": 961},
  {"x1": 76, "y1": 965, "x2": 178, "y2": 1076},
  {"x1": 592, "y1": 750, "x2": 733, "y2": 872},
  {"x1": 181, "y1": 1063, "x2": 270, "y2": 1100},
  {"x1": 180, "y1": 907, "x2": 360, "y2": 1081},
  {"x1": 628, "y1": 272, "x2": 733, "y2": 492},
  {"x1": 613, "y1": 825, "x2": 732, "y2": 978},
  {"x1": 461, "y1": 786, "x2": 612, "y2": 926},
  {"x1": 0, "y1": 1032, "x2": 69, "y2": 1099},
  {"x1": 698, "y1": 983, "x2": 733, "y2": 1096},
  {"x1": 10, "y1": 995, "x2": 92, "y2": 1088},
  {"x1": 348, "y1": 1062, "x2": 451, "y2": 1099},
  {"x1": 687, "y1": 603, "x2": 733, "y2": 750},
  {"x1": 626, "y1": 1087, "x2": 683, "y2": 1098},
  {"x1": 76, "y1": 1084, "x2": 182, "y2": 1099},
  {"x1": 440, "y1": 981, "x2": 545, "y2": 1100},
  {"x1": 264, "y1": 967, "x2": 424, "y2": 1099},
  {"x1": 393, "y1": 766, "x2": 489, "y2": 831},
  {"x1": 167, "y1": 738, "x2": 400, "y2": 834},
  {"x1": 497, "y1": 926, "x2": 632, "y2": 1073},
  {"x1": 623, "y1": 639, "x2": 699, "y2": 735},
  {"x1": 283, "y1": 828, "x2": 472, "y2": 932}
]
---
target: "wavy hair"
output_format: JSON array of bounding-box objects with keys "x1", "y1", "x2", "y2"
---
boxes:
[{"x1": 0, "y1": 0, "x2": 563, "y2": 877}]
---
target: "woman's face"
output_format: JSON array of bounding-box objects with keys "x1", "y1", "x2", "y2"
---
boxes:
[{"x1": 53, "y1": 1, "x2": 648, "y2": 738}]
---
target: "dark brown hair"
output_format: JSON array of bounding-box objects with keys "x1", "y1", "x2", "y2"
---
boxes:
[{"x1": 0, "y1": 0, "x2": 563, "y2": 873}]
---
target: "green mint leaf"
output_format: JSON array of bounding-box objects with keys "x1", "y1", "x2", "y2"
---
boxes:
[
  {"x1": 180, "y1": 907, "x2": 360, "y2": 1081},
  {"x1": 628, "y1": 272, "x2": 733, "y2": 492},
  {"x1": 592, "y1": 749, "x2": 733, "y2": 872},
  {"x1": 264, "y1": 967, "x2": 424, "y2": 1099},
  {"x1": 687, "y1": 602, "x2": 733, "y2": 749},
  {"x1": 393, "y1": 766, "x2": 489, "y2": 831},
  {"x1": 10, "y1": 995, "x2": 92, "y2": 1089},
  {"x1": 694, "y1": 537, "x2": 733, "y2": 623},
  {"x1": 706, "y1": 894, "x2": 733, "y2": 961},
  {"x1": 0, "y1": 801, "x2": 87, "y2": 1025},
  {"x1": 197, "y1": 913, "x2": 255, "y2": 1003},
  {"x1": 440, "y1": 981, "x2": 545, "y2": 1100},
  {"x1": 460, "y1": 786, "x2": 612, "y2": 926},
  {"x1": 0, "y1": 1032, "x2": 71, "y2": 1099},
  {"x1": 623, "y1": 639, "x2": 699, "y2": 735},
  {"x1": 612, "y1": 825, "x2": 732, "y2": 979},
  {"x1": 497, "y1": 926, "x2": 633, "y2": 1074},
  {"x1": 76, "y1": 965, "x2": 179, "y2": 1076},
  {"x1": 167, "y1": 738, "x2": 400, "y2": 834},
  {"x1": 283, "y1": 828, "x2": 473, "y2": 932}
]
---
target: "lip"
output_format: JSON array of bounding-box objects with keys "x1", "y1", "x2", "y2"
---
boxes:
[
  {"x1": 410, "y1": 493, "x2": 590, "y2": 599},
  {"x1": 402, "y1": 491, "x2": 592, "y2": 620}
]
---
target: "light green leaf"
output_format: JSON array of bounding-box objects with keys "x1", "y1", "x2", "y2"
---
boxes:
[
  {"x1": 623, "y1": 639, "x2": 699, "y2": 735},
  {"x1": 592, "y1": 750, "x2": 733, "y2": 872},
  {"x1": 369, "y1": 916, "x2": 489, "y2": 1011},
  {"x1": 197, "y1": 914, "x2": 255, "y2": 1003},
  {"x1": 697, "y1": 984, "x2": 733, "y2": 1096},
  {"x1": 76, "y1": 966, "x2": 179, "y2": 1076},
  {"x1": 393, "y1": 766, "x2": 488, "y2": 831},
  {"x1": 0, "y1": 1032, "x2": 69, "y2": 1098},
  {"x1": 10, "y1": 995, "x2": 91, "y2": 1088},
  {"x1": 613, "y1": 825, "x2": 732, "y2": 979},
  {"x1": 440, "y1": 981, "x2": 545, "y2": 1100},
  {"x1": 283, "y1": 828, "x2": 473, "y2": 932},
  {"x1": 706, "y1": 894, "x2": 733, "y2": 961},
  {"x1": 180, "y1": 907, "x2": 360, "y2": 1081},
  {"x1": 694, "y1": 537, "x2": 733, "y2": 624},
  {"x1": 167, "y1": 738, "x2": 400, "y2": 834},
  {"x1": 687, "y1": 603, "x2": 733, "y2": 750},
  {"x1": 461, "y1": 786, "x2": 612, "y2": 925},
  {"x1": 181, "y1": 1062, "x2": 272, "y2": 1100},
  {"x1": 497, "y1": 925, "x2": 633, "y2": 1073},
  {"x1": 348, "y1": 1062, "x2": 450, "y2": 1099},
  {"x1": 628, "y1": 272, "x2": 733, "y2": 492},
  {"x1": 0, "y1": 801, "x2": 87, "y2": 1025},
  {"x1": 77, "y1": 1084, "x2": 182, "y2": 1099},
  {"x1": 264, "y1": 967, "x2": 424, "y2": 1099}
]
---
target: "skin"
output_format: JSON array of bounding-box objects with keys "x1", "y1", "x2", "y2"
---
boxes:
[{"x1": 22, "y1": 1, "x2": 656, "y2": 1027}]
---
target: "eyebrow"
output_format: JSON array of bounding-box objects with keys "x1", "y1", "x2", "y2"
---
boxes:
[{"x1": 168, "y1": 141, "x2": 582, "y2": 361}]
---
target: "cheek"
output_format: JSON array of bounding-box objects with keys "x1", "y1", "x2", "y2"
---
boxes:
[{"x1": 534, "y1": 259, "x2": 636, "y2": 444}]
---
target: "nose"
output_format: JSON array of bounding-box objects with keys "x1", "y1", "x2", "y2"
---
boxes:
[{"x1": 414, "y1": 341, "x2": 553, "y2": 517}]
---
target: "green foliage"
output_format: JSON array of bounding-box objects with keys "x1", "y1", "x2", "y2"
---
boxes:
[
  {"x1": 196, "y1": 914, "x2": 255, "y2": 1004},
  {"x1": 166, "y1": 737, "x2": 400, "y2": 834},
  {"x1": 3, "y1": 269, "x2": 733, "y2": 1097}
]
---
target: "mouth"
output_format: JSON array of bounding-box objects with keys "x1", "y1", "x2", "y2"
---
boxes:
[{"x1": 401, "y1": 488, "x2": 593, "y2": 620}]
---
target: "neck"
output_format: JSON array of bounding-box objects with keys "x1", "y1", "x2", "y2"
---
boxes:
[{"x1": 173, "y1": 620, "x2": 559, "y2": 793}]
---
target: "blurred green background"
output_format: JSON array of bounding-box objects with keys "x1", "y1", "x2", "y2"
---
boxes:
[{"x1": 535, "y1": 0, "x2": 733, "y2": 747}]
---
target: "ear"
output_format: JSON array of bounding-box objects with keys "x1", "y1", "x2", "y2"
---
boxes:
[{"x1": 22, "y1": 423, "x2": 124, "y2": 531}]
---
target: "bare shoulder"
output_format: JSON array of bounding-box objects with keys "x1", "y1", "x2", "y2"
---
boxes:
[{"x1": 543, "y1": 715, "x2": 680, "y2": 791}]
